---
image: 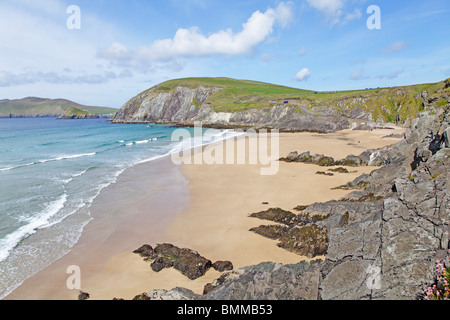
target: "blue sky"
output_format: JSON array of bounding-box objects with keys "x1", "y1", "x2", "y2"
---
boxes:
[{"x1": 0, "y1": 0, "x2": 449, "y2": 108}]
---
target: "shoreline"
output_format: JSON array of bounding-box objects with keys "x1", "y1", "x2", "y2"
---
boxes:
[
  {"x1": 5, "y1": 156, "x2": 191, "y2": 300},
  {"x1": 4, "y1": 127, "x2": 405, "y2": 300}
]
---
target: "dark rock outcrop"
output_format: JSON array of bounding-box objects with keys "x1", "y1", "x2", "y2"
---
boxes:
[
  {"x1": 328, "y1": 167, "x2": 350, "y2": 173},
  {"x1": 133, "y1": 243, "x2": 233, "y2": 281},
  {"x1": 316, "y1": 171, "x2": 334, "y2": 176},
  {"x1": 138, "y1": 260, "x2": 323, "y2": 300},
  {"x1": 150, "y1": 256, "x2": 174, "y2": 273},
  {"x1": 202, "y1": 261, "x2": 323, "y2": 300},
  {"x1": 133, "y1": 244, "x2": 157, "y2": 260},
  {"x1": 57, "y1": 113, "x2": 100, "y2": 119},
  {"x1": 78, "y1": 291, "x2": 90, "y2": 300},
  {"x1": 133, "y1": 243, "x2": 213, "y2": 280},
  {"x1": 134, "y1": 288, "x2": 200, "y2": 300},
  {"x1": 212, "y1": 261, "x2": 234, "y2": 272},
  {"x1": 280, "y1": 144, "x2": 395, "y2": 168},
  {"x1": 249, "y1": 208, "x2": 330, "y2": 258},
  {"x1": 249, "y1": 208, "x2": 298, "y2": 226}
]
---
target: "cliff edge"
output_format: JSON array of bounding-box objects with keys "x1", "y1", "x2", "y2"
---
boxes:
[{"x1": 110, "y1": 77, "x2": 449, "y2": 133}]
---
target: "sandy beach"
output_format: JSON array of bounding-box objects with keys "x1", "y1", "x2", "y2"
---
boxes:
[{"x1": 5, "y1": 127, "x2": 405, "y2": 300}]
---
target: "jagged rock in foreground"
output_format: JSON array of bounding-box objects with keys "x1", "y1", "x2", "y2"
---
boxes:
[
  {"x1": 135, "y1": 261, "x2": 323, "y2": 300},
  {"x1": 132, "y1": 104, "x2": 448, "y2": 300},
  {"x1": 317, "y1": 106, "x2": 449, "y2": 300}
]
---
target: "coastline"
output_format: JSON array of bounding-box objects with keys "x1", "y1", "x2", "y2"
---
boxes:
[
  {"x1": 5, "y1": 156, "x2": 191, "y2": 300},
  {"x1": 5, "y1": 127, "x2": 405, "y2": 300}
]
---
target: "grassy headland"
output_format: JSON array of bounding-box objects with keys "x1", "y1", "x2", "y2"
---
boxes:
[
  {"x1": 0, "y1": 97, "x2": 117, "y2": 118},
  {"x1": 150, "y1": 77, "x2": 450, "y2": 123}
]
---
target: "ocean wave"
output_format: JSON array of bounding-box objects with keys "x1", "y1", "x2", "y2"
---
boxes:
[
  {"x1": 125, "y1": 137, "x2": 159, "y2": 146},
  {"x1": 96, "y1": 141, "x2": 123, "y2": 149},
  {"x1": 56, "y1": 169, "x2": 89, "y2": 185},
  {"x1": 135, "y1": 139, "x2": 151, "y2": 144},
  {"x1": 136, "y1": 129, "x2": 245, "y2": 165},
  {"x1": 0, "y1": 153, "x2": 96, "y2": 173},
  {"x1": 0, "y1": 193, "x2": 68, "y2": 262},
  {"x1": 0, "y1": 163, "x2": 34, "y2": 172},
  {"x1": 72, "y1": 169, "x2": 88, "y2": 178},
  {"x1": 38, "y1": 153, "x2": 96, "y2": 163},
  {"x1": 5, "y1": 165, "x2": 127, "y2": 256}
]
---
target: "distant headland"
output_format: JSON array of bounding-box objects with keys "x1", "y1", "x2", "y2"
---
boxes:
[{"x1": 0, "y1": 97, "x2": 117, "y2": 119}]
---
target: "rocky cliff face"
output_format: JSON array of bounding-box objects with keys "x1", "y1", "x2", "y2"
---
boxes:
[
  {"x1": 109, "y1": 78, "x2": 450, "y2": 132},
  {"x1": 132, "y1": 102, "x2": 449, "y2": 301},
  {"x1": 110, "y1": 85, "x2": 350, "y2": 133}
]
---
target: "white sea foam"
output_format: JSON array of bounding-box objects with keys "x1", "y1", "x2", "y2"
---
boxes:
[
  {"x1": 137, "y1": 129, "x2": 245, "y2": 165},
  {"x1": 135, "y1": 139, "x2": 150, "y2": 144},
  {"x1": 27, "y1": 166, "x2": 127, "y2": 237},
  {"x1": 58, "y1": 178, "x2": 73, "y2": 184},
  {"x1": 72, "y1": 169, "x2": 88, "y2": 178},
  {"x1": 38, "y1": 153, "x2": 96, "y2": 163},
  {"x1": 0, "y1": 162, "x2": 34, "y2": 172},
  {"x1": 0, "y1": 123, "x2": 243, "y2": 298},
  {"x1": 125, "y1": 137, "x2": 159, "y2": 146},
  {"x1": 0, "y1": 120, "x2": 198, "y2": 299},
  {"x1": 0, "y1": 153, "x2": 96, "y2": 173},
  {"x1": 0, "y1": 193, "x2": 68, "y2": 262}
]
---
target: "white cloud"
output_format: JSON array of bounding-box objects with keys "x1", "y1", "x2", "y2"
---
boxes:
[
  {"x1": 274, "y1": 1, "x2": 295, "y2": 28},
  {"x1": 11, "y1": 0, "x2": 66, "y2": 16},
  {"x1": 0, "y1": 70, "x2": 118, "y2": 87},
  {"x1": 131, "y1": 2, "x2": 294, "y2": 61},
  {"x1": 381, "y1": 41, "x2": 409, "y2": 54},
  {"x1": 0, "y1": 1, "x2": 123, "y2": 84},
  {"x1": 350, "y1": 68, "x2": 368, "y2": 80},
  {"x1": 342, "y1": 8, "x2": 362, "y2": 24},
  {"x1": 294, "y1": 68, "x2": 311, "y2": 81},
  {"x1": 306, "y1": 0, "x2": 363, "y2": 26},
  {"x1": 97, "y1": 42, "x2": 132, "y2": 61},
  {"x1": 0, "y1": 0, "x2": 138, "y2": 106},
  {"x1": 96, "y1": 2, "x2": 295, "y2": 75},
  {"x1": 306, "y1": 0, "x2": 344, "y2": 26}
]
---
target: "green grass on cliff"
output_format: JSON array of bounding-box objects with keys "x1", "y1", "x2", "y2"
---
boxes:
[
  {"x1": 152, "y1": 77, "x2": 449, "y2": 123},
  {"x1": 155, "y1": 77, "x2": 314, "y2": 111}
]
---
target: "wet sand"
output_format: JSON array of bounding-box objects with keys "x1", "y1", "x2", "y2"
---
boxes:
[{"x1": 5, "y1": 128, "x2": 404, "y2": 300}]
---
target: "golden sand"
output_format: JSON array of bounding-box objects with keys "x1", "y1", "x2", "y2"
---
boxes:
[{"x1": 5, "y1": 128, "x2": 404, "y2": 300}]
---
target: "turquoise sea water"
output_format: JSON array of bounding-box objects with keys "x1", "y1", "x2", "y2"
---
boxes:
[{"x1": 0, "y1": 117, "x2": 238, "y2": 299}]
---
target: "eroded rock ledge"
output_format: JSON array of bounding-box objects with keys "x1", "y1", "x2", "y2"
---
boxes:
[
  {"x1": 279, "y1": 144, "x2": 395, "y2": 167},
  {"x1": 249, "y1": 208, "x2": 329, "y2": 258}
]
